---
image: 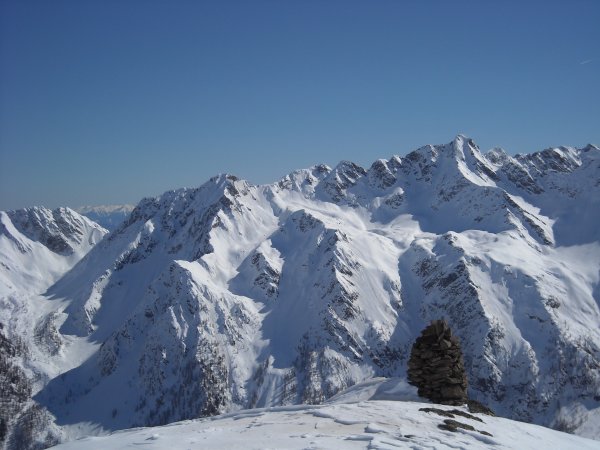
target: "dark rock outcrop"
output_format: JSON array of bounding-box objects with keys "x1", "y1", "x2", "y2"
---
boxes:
[{"x1": 407, "y1": 320, "x2": 468, "y2": 405}]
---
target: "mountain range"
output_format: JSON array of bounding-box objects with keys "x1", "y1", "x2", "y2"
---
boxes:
[{"x1": 1, "y1": 135, "x2": 599, "y2": 449}]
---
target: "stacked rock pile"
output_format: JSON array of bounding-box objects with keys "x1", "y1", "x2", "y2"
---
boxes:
[{"x1": 407, "y1": 319, "x2": 468, "y2": 405}]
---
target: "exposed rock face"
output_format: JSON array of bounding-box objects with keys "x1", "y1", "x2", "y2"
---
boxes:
[
  {"x1": 407, "y1": 320, "x2": 468, "y2": 405},
  {"x1": 0, "y1": 325, "x2": 59, "y2": 450},
  {"x1": 0, "y1": 207, "x2": 107, "y2": 294},
  {"x1": 5, "y1": 207, "x2": 104, "y2": 256}
]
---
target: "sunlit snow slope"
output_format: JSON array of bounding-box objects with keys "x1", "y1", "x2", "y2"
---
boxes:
[
  {"x1": 0, "y1": 207, "x2": 107, "y2": 449},
  {"x1": 52, "y1": 379, "x2": 600, "y2": 450}
]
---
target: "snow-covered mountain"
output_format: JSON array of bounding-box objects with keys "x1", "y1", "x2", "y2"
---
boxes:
[
  {"x1": 51, "y1": 378, "x2": 600, "y2": 450},
  {"x1": 1, "y1": 136, "x2": 599, "y2": 449},
  {"x1": 75, "y1": 205, "x2": 134, "y2": 232},
  {"x1": 0, "y1": 207, "x2": 107, "y2": 295},
  {"x1": 0, "y1": 207, "x2": 107, "y2": 449}
]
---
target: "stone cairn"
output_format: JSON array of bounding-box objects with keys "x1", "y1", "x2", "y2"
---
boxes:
[{"x1": 407, "y1": 319, "x2": 468, "y2": 405}]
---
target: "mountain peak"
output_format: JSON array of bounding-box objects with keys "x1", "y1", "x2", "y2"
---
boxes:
[
  {"x1": 583, "y1": 143, "x2": 599, "y2": 152},
  {"x1": 0, "y1": 206, "x2": 107, "y2": 294},
  {"x1": 4, "y1": 206, "x2": 106, "y2": 255},
  {"x1": 209, "y1": 172, "x2": 241, "y2": 185}
]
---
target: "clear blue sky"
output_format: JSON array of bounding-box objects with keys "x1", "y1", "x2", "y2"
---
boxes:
[{"x1": 1, "y1": 0, "x2": 598, "y2": 210}]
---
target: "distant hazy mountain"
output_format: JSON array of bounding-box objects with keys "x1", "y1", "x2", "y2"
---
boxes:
[
  {"x1": 1, "y1": 136, "x2": 599, "y2": 449},
  {"x1": 76, "y1": 204, "x2": 134, "y2": 231}
]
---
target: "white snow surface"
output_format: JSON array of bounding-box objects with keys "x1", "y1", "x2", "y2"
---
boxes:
[
  {"x1": 0, "y1": 207, "x2": 108, "y2": 448},
  {"x1": 0, "y1": 207, "x2": 107, "y2": 295},
  {"x1": 2, "y1": 136, "x2": 600, "y2": 448},
  {"x1": 51, "y1": 378, "x2": 600, "y2": 450},
  {"x1": 0, "y1": 207, "x2": 107, "y2": 379}
]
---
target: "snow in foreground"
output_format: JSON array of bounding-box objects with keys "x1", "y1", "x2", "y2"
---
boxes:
[{"x1": 52, "y1": 379, "x2": 600, "y2": 450}]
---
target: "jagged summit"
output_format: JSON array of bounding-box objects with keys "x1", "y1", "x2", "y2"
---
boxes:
[
  {"x1": 4, "y1": 206, "x2": 106, "y2": 255},
  {"x1": 2, "y1": 136, "x2": 600, "y2": 448},
  {"x1": 0, "y1": 207, "x2": 107, "y2": 295}
]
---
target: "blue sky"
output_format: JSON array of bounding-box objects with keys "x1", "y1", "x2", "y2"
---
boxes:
[{"x1": 1, "y1": 0, "x2": 598, "y2": 210}]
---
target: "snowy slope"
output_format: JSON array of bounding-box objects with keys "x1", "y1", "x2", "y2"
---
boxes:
[
  {"x1": 3, "y1": 136, "x2": 600, "y2": 449},
  {"x1": 0, "y1": 207, "x2": 107, "y2": 295},
  {"x1": 51, "y1": 379, "x2": 600, "y2": 450},
  {"x1": 0, "y1": 207, "x2": 107, "y2": 449},
  {"x1": 75, "y1": 205, "x2": 134, "y2": 231}
]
